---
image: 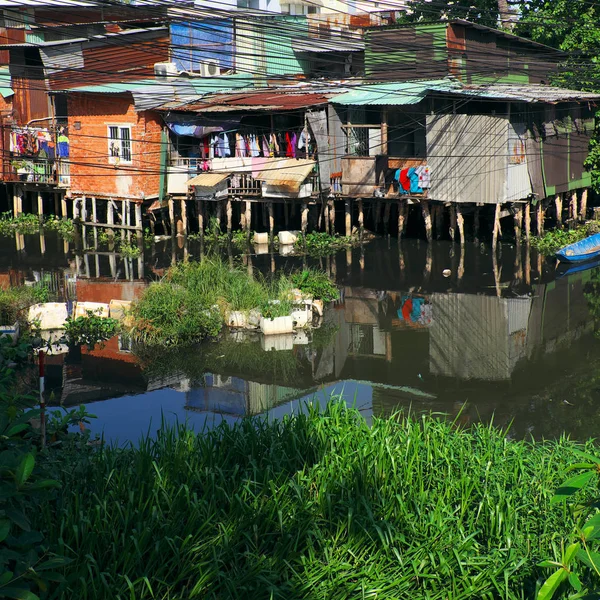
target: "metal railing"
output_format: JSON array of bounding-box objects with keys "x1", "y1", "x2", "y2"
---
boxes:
[{"x1": 228, "y1": 173, "x2": 262, "y2": 196}]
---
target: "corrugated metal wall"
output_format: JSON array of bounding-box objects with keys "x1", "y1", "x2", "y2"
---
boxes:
[
  {"x1": 506, "y1": 121, "x2": 533, "y2": 201},
  {"x1": 427, "y1": 113, "x2": 508, "y2": 204},
  {"x1": 170, "y1": 20, "x2": 234, "y2": 71}
]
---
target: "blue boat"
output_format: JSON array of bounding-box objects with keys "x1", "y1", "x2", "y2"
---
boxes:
[
  {"x1": 556, "y1": 232, "x2": 600, "y2": 263},
  {"x1": 556, "y1": 256, "x2": 600, "y2": 278}
]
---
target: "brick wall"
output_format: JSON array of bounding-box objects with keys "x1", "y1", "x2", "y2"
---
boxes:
[{"x1": 67, "y1": 92, "x2": 163, "y2": 200}]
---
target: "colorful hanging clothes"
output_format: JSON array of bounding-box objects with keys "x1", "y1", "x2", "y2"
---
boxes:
[
  {"x1": 262, "y1": 135, "x2": 270, "y2": 157},
  {"x1": 407, "y1": 167, "x2": 422, "y2": 194},
  {"x1": 285, "y1": 133, "x2": 293, "y2": 158},
  {"x1": 290, "y1": 133, "x2": 297, "y2": 158},
  {"x1": 416, "y1": 165, "x2": 431, "y2": 188},
  {"x1": 398, "y1": 168, "x2": 410, "y2": 192},
  {"x1": 57, "y1": 134, "x2": 69, "y2": 158}
]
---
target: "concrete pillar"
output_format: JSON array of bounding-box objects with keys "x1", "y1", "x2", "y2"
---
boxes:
[
  {"x1": 580, "y1": 189, "x2": 588, "y2": 221},
  {"x1": 421, "y1": 200, "x2": 432, "y2": 243},
  {"x1": 555, "y1": 193, "x2": 562, "y2": 226},
  {"x1": 456, "y1": 204, "x2": 465, "y2": 245},
  {"x1": 301, "y1": 202, "x2": 308, "y2": 234},
  {"x1": 524, "y1": 202, "x2": 531, "y2": 243},
  {"x1": 344, "y1": 199, "x2": 352, "y2": 237}
]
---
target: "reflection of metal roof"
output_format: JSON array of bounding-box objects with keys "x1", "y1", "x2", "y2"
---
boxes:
[
  {"x1": 169, "y1": 90, "x2": 331, "y2": 113},
  {"x1": 292, "y1": 37, "x2": 364, "y2": 53},
  {"x1": 187, "y1": 172, "x2": 230, "y2": 187},
  {"x1": 255, "y1": 159, "x2": 315, "y2": 190}
]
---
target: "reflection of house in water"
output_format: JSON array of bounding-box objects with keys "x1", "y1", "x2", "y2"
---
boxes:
[{"x1": 185, "y1": 374, "x2": 306, "y2": 417}]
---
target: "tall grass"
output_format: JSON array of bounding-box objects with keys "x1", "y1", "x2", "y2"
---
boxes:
[{"x1": 38, "y1": 401, "x2": 595, "y2": 599}]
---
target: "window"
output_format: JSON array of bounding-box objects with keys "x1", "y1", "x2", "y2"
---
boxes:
[{"x1": 108, "y1": 126, "x2": 132, "y2": 164}]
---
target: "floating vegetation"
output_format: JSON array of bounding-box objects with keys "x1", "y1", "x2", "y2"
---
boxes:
[
  {"x1": 32, "y1": 401, "x2": 599, "y2": 599},
  {"x1": 295, "y1": 231, "x2": 360, "y2": 256},
  {"x1": 0, "y1": 212, "x2": 75, "y2": 239},
  {"x1": 129, "y1": 257, "x2": 338, "y2": 347},
  {"x1": 531, "y1": 222, "x2": 600, "y2": 255}
]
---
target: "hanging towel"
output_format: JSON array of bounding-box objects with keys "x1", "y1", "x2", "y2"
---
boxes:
[
  {"x1": 399, "y1": 168, "x2": 410, "y2": 192},
  {"x1": 416, "y1": 165, "x2": 431, "y2": 188},
  {"x1": 298, "y1": 129, "x2": 310, "y2": 150},
  {"x1": 222, "y1": 132, "x2": 231, "y2": 157},
  {"x1": 408, "y1": 167, "x2": 422, "y2": 194},
  {"x1": 235, "y1": 133, "x2": 246, "y2": 157},
  {"x1": 262, "y1": 135, "x2": 270, "y2": 157}
]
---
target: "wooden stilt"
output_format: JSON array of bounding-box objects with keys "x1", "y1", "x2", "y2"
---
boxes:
[
  {"x1": 61, "y1": 193, "x2": 67, "y2": 220},
  {"x1": 344, "y1": 199, "x2": 352, "y2": 237},
  {"x1": 435, "y1": 203, "x2": 443, "y2": 240},
  {"x1": 81, "y1": 196, "x2": 88, "y2": 243},
  {"x1": 346, "y1": 248, "x2": 352, "y2": 268},
  {"x1": 449, "y1": 205, "x2": 456, "y2": 243},
  {"x1": 421, "y1": 200, "x2": 432, "y2": 243},
  {"x1": 37, "y1": 192, "x2": 44, "y2": 224},
  {"x1": 524, "y1": 202, "x2": 531, "y2": 243},
  {"x1": 580, "y1": 189, "x2": 588, "y2": 221},
  {"x1": 135, "y1": 203, "x2": 143, "y2": 243},
  {"x1": 91, "y1": 197, "x2": 98, "y2": 248},
  {"x1": 120, "y1": 199, "x2": 126, "y2": 242},
  {"x1": 197, "y1": 199, "x2": 204, "y2": 236},
  {"x1": 240, "y1": 199, "x2": 246, "y2": 231},
  {"x1": 245, "y1": 201, "x2": 251, "y2": 237},
  {"x1": 301, "y1": 202, "x2": 308, "y2": 234},
  {"x1": 383, "y1": 201, "x2": 391, "y2": 235},
  {"x1": 107, "y1": 200, "x2": 114, "y2": 238},
  {"x1": 397, "y1": 200, "x2": 406, "y2": 239},
  {"x1": 328, "y1": 199, "x2": 335, "y2": 235},
  {"x1": 555, "y1": 193, "x2": 562, "y2": 226},
  {"x1": 168, "y1": 199, "x2": 175, "y2": 237},
  {"x1": 324, "y1": 201, "x2": 330, "y2": 234},
  {"x1": 215, "y1": 199, "x2": 222, "y2": 233},
  {"x1": 180, "y1": 198, "x2": 187, "y2": 236},
  {"x1": 72, "y1": 198, "x2": 79, "y2": 221},
  {"x1": 261, "y1": 202, "x2": 267, "y2": 228},
  {"x1": 456, "y1": 205, "x2": 465, "y2": 245},
  {"x1": 514, "y1": 204, "x2": 523, "y2": 246},
  {"x1": 39, "y1": 231, "x2": 45, "y2": 255},
  {"x1": 536, "y1": 201, "x2": 544, "y2": 236},
  {"x1": 53, "y1": 192, "x2": 59, "y2": 217},
  {"x1": 374, "y1": 201, "x2": 382, "y2": 233},
  {"x1": 225, "y1": 198, "x2": 232, "y2": 235},
  {"x1": 570, "y1": 191, "x2": 578, "y2": 221},
  {"x1": 357, "y1": 199, "x2": 364, "y2": 237},
  {"x1": 492, "y1": 203, "x2": 501, "y2": 251},
  {"x1": 13, "y1": 187, "x2": 22, "y2": 218},
  {"x1": 268, "y1": 202, "x2": 274, "y2": 240},
  {"x1": 474, "y1": 206, "x2": 480, "y2": 243},
  {"x1": 284, "y1": 202, "x2": 289, "y2": 229}
]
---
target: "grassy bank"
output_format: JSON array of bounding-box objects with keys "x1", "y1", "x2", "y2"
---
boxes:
[
  {"x1": 130, "y1": 257, "x2": 338, "y2": 346},
  {"x1": 21, "y1": 403, "x2": 597, "y2": 599}
]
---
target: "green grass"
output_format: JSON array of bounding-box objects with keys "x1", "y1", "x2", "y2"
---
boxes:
[{"x1": 34, "y1": 401, "x2": 598, "y2": 599}]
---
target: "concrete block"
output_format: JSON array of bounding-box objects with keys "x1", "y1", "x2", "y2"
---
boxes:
[
  {"x1": 293, "y1": 330, "x2": 310, "y2": 345},
  {"x1": 261, "y1": 333, "x2": 294, "y2": 352},
  {"x1": 27, "y1": 302, "x2": 68, "y2": 330},
  {"x1": 254, "y1": 243, "x2": 269, "y2": 255},
  {"x1": 109, "y1": 299, "x2": 132, "y2": 322},
  {"x1": 279, "y1": 244, "x2": 294, "y2": 256},
  {"x1": 278, "y1": 230, "x2": 299, "y2": 245},
  {"x1": 260, "y1": 315, "x2": 293, "y2": 335},
  {"x1": 226, "y1": 311, "x2": 248, "y2": 328},
  {"x1": 253, "y1": 232, "x2": 269, "y2": 245},
  {"x1": 74, "y1": 302, "x2": 110, "y2": 319},
  {"x1": 291, "y1": 308, "x2": 310, "y2": 328}
]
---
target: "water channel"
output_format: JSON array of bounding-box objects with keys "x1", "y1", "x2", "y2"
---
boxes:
[{"x1": 4, "y1": 231, "x2": 600, "y2": 443}]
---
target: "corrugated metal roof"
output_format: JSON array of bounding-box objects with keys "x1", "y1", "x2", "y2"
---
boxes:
[
  {"x1": 0, "y1": 69, "x2": 14, "y2": 98},
  {"x1": 461, "y1": 84, "x2": 600, "y2": 104},
  {"x1": 332, "y1": 79, "x2": 461, "y2": 105},
  {"x1": 255, "y1": 158, "x2": 315, "y2": 190},
  {"x1": 292, "y1": 37, "x2": 364, "y2": 53},
  {"x1": 170, "y1": 90, "x2": 331, "y2": 113},
  {"x1": 187, "y1": 172, "x2": 230, "y2": 187},
  {"x1": 39, "y1": 44, "x2": 84, "y2": 74}
]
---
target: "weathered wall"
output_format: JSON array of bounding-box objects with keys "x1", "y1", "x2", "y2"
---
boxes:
[{"x1": 67, "y1": 92, "x2": 163, "y2": 199}]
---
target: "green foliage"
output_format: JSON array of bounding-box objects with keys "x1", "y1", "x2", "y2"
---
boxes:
[
  {"x1": 536, "y1": 450, "x2": 600, "y2": 599},
  {"x1": 62, "y1": 311, "x2": 120, "y2": 350},
  {"x1": 399, "y1": 2, "x2": 502, "y2": 29},
  {"x1": 295, "y1": 232, "x2": 358, "y2": 257},
  {"x1": 31, "y1": 402, "x2": 598, "y2": 599},
  {"x1": 0, "y1": 213, "x2": 75, "y2": 240},
  {"x1": 0, "y1": 286, "x2": 51, "y2": 327},
  {"x1": 291, "y1": 269, "x2": 339, "y2": 302},
  {"x1": 116, "y1": 239, "x2": 141, "y2": 259},
  {"x1": 41, "y1": 217, "x2": 74, "y2": 240},
  {"x1": 260, "y1": 299, "x2": 294, "y2": 320},
  {"x1": 530, "y1": 225, "x2": 597, "y2": 256}
]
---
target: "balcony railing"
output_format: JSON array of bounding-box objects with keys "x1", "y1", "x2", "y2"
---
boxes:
[{"x1": 7, "y1": 159, "x2": 70, "y2": 187}]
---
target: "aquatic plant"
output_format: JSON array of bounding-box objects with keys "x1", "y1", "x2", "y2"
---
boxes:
[
  {"x1": 30, "y1": 401, "x2": 600, "y2": 599},
  {"x1": 42, "y1": 216, "x2": 75, "y2": 239},
  {"x1": 62, "y1": 311, "x2": 120, "y2": 350},
  {"x1": 0, "y1": 212, "x2": 75, "y2": 239},
  {"x1": 295, "y1": 232, "x2": 358, "y2": 256},
  {"x1": 531, "y1": 223, "x2": 600, "y2": 255},
  {"x1": 291, "y1": 270, "x2": 339, "y2": 302}
]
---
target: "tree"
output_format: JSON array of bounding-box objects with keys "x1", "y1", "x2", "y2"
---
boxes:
[{"x1": 399, "y1": 0, "x2": 502, "y2": 30}]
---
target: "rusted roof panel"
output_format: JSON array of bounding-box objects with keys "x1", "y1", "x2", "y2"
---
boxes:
[{"x1": 170, "y1": 91, "x2": 331, "y2": 113}]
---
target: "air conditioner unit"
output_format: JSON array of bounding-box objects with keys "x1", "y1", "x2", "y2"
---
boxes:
[
  {"x1": 154, "y1": 62, "x2": 179, "y2": 78},
  {"x1": 199, "y1": 60, "x2": 221, "y2": 77}
]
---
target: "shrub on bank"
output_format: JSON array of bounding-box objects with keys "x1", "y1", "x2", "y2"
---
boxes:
[{"x1": 32, "y1": 402, "x2": 600, "y2": 600}]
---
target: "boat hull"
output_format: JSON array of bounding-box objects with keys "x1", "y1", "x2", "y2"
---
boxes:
[{"x1": 556, "y1": 232, "x2": 600, "y2": 263}]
